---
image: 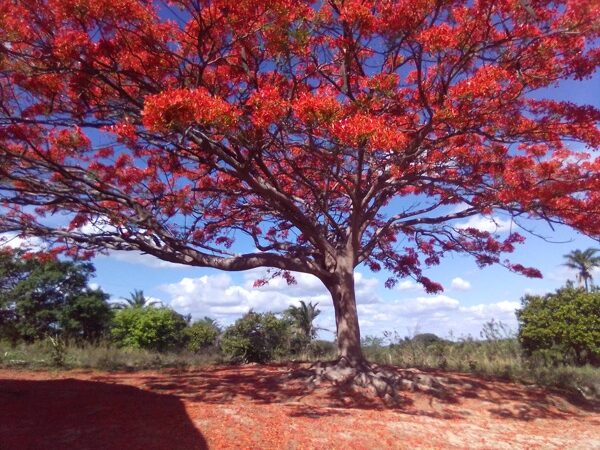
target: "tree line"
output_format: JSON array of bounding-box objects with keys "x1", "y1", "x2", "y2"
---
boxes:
[
  {"x1": 0, "y1": 249, "x2": 324, "y2": 362},
  {"x1": 1, "y1": 248, "x2": 598, "y2": 366},
  {"x1": 1, "y1": 0, "x2": 598, "y2": 372}
]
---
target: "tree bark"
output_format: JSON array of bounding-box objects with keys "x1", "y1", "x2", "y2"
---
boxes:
[{"x1": 324, "y1": 260, "x2": 365, "y2": 366}]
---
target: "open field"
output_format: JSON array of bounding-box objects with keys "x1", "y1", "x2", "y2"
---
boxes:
[{"x1": 1, "y1": 365, "x2": 599, "y2": 450}]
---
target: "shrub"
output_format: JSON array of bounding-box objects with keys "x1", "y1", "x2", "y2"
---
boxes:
[
  {"x1": 0, "y1": 251, "x2": 113, "y2": 343},
  {"x1": 307, "y1": 339, "x2": 337, "y2": 359},
  {"x1": 221, "y1": 311, "x2": 290, "y2": 363},
  {"x1": 517, "y1": 286, "x2": 600, "y2": 365},
  {"x1": 0, "y1": 340, "x2": 222, "y2": 370},
  {"x1": 111, "y1": 307, "x2": 187, "y2": 352},
  {"x1": 283, "y1": 301, "x2": 321, "y2": 352},
  {"x1": 411, "y1": 333, "x2": 443, "y2": 345},
  {"x1": 185, "y1": 317, "x2": 220, "y2": 353}
]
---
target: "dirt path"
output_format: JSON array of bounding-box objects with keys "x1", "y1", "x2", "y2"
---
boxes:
[{"x1": 1, "y1": 365, "x2": 599, "y2": 449}]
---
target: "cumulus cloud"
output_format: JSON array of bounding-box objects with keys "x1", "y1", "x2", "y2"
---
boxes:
[
  {"x1": 450, "y1": 277, "x2": 471, "y2": 291},
  {"x1": 78, "y1": 218, "x2": 117, "y2": 235},
  {"x1": 356, "y1": 295, "x2": 519, "y2": 339},
  {"x1": 556, "y1": 265, "x2": 600, "y2": 282},
  {"x1": 162, "y1": 272, "x2": 326, "y2": 320},
  {"x1": 397, "y1": 279, "x2": 425, "y2": 292},
  {"x1": 0, "y1": 232, "x2": 45, "y2": 251},
  {"x1": 456, "y1": 215, "x2": 512, "y2": 233},
  {"x1": 157, "y1": 270, "x2": 380, "y2": 337},
  {"x1": 98, "y1": 250, "x2": 188, "y2": 269},
  {"x1": 157, "y1": 269, "x2": 518, "y2": 339}
]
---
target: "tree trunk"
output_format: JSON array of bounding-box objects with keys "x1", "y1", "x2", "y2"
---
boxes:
[{"x1": 324, "y1": 261, "x2": 365, "y2": 366}]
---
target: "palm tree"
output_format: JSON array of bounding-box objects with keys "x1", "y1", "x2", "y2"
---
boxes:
[
  {"x1": 114, "y1": 289, "x2": 161, "y2": 309},
  {"x1": 286, "y1": 300, "x2": 321, "y2": 341},
  {"x1": 563, "y1": 248, "x2": 600, "y2": 291}
]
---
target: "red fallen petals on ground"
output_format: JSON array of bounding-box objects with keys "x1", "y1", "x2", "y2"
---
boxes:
[{"x1": 1, "y1": 365, "x2": 599, "y2": 449}]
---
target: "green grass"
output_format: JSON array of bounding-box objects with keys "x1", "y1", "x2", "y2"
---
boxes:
[
  {"x1": 362, "y1": 337, "x2": 600, "y2": 400},
  {"x1": 1, "y1": 337, "x2": 598, "y2": 400},
  {"x1": 0, "y1": 339, "x2": 223, "y2": 371}
]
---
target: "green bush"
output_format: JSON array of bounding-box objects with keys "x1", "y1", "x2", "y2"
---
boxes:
[
  {"x1": 411, "y1": 333, "x2": 443, "y2": 345},
  {"x1": 307, "y1": 339, "x2": 337, "y2": 359},
  {"x1": 185, "y1": 317, "x2": 220, "y2": 353},
  {"x1": 0, "y1": 251, "x2": 113, "y2": 343},
  {"x1": 0, "y1": 340, "x2": 222, "y2": 370},
  {"x1": 221, "y1": 311, "x2": 290, "y2": 363},
  {"x1": 517, "y1": 286, "x2": 600, "y2": 365},
  {"x1": 111, "y1": 307, "x2": 187, "y2": 352}
]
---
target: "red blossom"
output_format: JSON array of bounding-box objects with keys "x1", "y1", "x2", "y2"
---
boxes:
[{"x1": 0, "y1": 0, "x2": 598, "y2": 340}]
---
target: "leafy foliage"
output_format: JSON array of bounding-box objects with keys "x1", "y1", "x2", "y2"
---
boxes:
[
  {"x1": 111, "y1": 307, "x2": 188, "y2": 352},
  {"x1": 0, "y1": 250, "x2": 112, "y2": 342},
  {"x1": 563, "y1": 248, "x2": 600, "y2": 291},
  {"x1": 517, "y1": 286, "x2": 600, "y2": 365},
  {"x1": 0, "y1": 0, "x2": 598, "y2": 361},
  {"x1": 411, "y1": 333, "x2": 444, "y2": 346},
  {"x1": 283, "y1": 301, "x2": 321, "y2": 352},
  {"x1": 220, "y1": 311, "x2": 290, "y2": 363},
  {"x1": 185, "y1": 317, "x2": 221, "y2": 353},
  {"x1": 114, "y1": 289, "x2": 161, "y2": 309}
]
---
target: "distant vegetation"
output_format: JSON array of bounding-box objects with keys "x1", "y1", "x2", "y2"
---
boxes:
[
  {"x1": 1, "y1": 249, "x2": 599, "y2": 399},
  {"x1": 111, "y1": 306, "x2": 188, "y2": 352},
  {"x1": 518, "y1": 284, "x2": 600, "y2": 365},
  {"x1": 0, "y1": 250, "x2": 112, "y2": 344}
]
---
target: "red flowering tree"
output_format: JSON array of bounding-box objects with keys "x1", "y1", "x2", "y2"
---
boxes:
[{"x1": 1, "y1": 0, "x2": 599, "y2": 370}]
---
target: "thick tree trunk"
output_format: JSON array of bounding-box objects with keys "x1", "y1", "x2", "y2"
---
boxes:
[{"x1": 324, "y1": 260, "x2": 365, "y2": 366}]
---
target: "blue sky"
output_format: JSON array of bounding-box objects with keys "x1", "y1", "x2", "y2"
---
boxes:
[
  {"x1": 81, "y1": 71, "x2": 600, "y2": 341},
  {"x1": 88, "y1": 218, "x2": 598, "y2": 341},
  {"x1": 3, "y1": 69, "x2": 598, "y2": 342}
]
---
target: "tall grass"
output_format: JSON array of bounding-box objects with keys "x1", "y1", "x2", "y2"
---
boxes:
[
  {"x1": 0, "y1": 339, "x2": 223, "y2": 371},
  {"x1": 1, "y1": 331, "x2": 598, "y2": 401},
  {"x1": 361, "y1": 332, "x2": 600, "y2": 400}
]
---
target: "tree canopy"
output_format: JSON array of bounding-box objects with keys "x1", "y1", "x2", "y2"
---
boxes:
[
  {"x1": 517, "y1": 285, "x2": 600, "y2": 365},
  {"x1": 563, "y1": 248, "x2": 600, "y2": 291},
  {"x1": 0, "y1": 0, "x2": 598, "y2": 364},
  {"x1": 115, "y1": 289, "x2": 162, "y2": 309},
  {"x1": 0, "y1": 250, "x2": 112, "y2": 342}
]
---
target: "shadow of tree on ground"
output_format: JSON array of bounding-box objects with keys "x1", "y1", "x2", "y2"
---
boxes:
[
  {"x1": 92, "y1": 364, "x2": 598, "y2": 421},
  {"x1": 0, "y1": 378, "x2": 207, "y2": 450}
]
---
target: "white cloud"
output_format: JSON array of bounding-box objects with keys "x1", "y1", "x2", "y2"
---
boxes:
[
  {"x1": 78, "y1": 218, "x2": 117, "y2": 235},
  {"x1": 397, "y1": 279, "x2": 425, "y2": 292},
  {"x1": 450, "y1": 277, "x2": 471, "y2": 291},
  {"x1": 356, "y1": 295, "x2": 519, "y2": 340},
  {"x1": 99, "y1": 250, "x2": 188, "y2": 269},
  {"x1": 156, "y1": 269, "x2": 518, "y2": 340},
  {"x1": 456, "y1": 215, "x2": 512, "y2": 233},
  {"x1": 0, "y1": 232, "x2": 45, "y2": 251},
  {"x1": 548, "y1": 264, "x2": 600, "y2": 286},
  {"x1": 157, "y1": 270, "x2": 379, "y2": 336}
]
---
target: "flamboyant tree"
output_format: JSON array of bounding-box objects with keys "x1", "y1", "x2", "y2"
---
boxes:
[{"x1": 0, "y1": 0, "x2": 599, "y2": 367}]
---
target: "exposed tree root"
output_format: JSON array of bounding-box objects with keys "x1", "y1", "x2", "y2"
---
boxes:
[{"x1": 295, "y1": 358, "x2": 453, "y2": 406}]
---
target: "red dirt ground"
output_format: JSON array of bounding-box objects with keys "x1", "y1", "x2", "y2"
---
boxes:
[{"x1": 1, "y1": 365, "x2": 599, "y2": 449}]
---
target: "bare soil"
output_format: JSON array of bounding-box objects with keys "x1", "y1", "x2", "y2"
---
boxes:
[{"x1": 1, "y1": 364, "x2": 599, "y2": 449}]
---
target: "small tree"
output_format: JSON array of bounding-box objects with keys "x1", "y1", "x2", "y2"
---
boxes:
[
  {"x1": 0, "y1": 251, "x2": 112, "y2": 342},
  {"x1": 60, "y1": 289, "x2": 113, "y2": 342},
  {"x1": 1, "y1": 0, "x2": 599, "y2": 374},
  {"x1": 284, "y1": 301, "x2": 321, "y2": 351},
  {"x1": 221, "y1": 311, "x2": 290, "y2": 363},
  {"x1": 411, "y1": 333, "x2": 443, "y2": 346},
  {"x1": 563, "y1": 248, "x2": 600, "y2": 292},
  {"x1": 111, "y1": 307, "x2": 187, "y2": 352},
  {"x1": 517, "y1": 286, "x2": 600, "y2": 365},
  {"x1": 114, "y1": 290, "x2": 161, "y2": 309},
  {"x1": 185, "y1": 317, "x2": 220, "y2": 353}
]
